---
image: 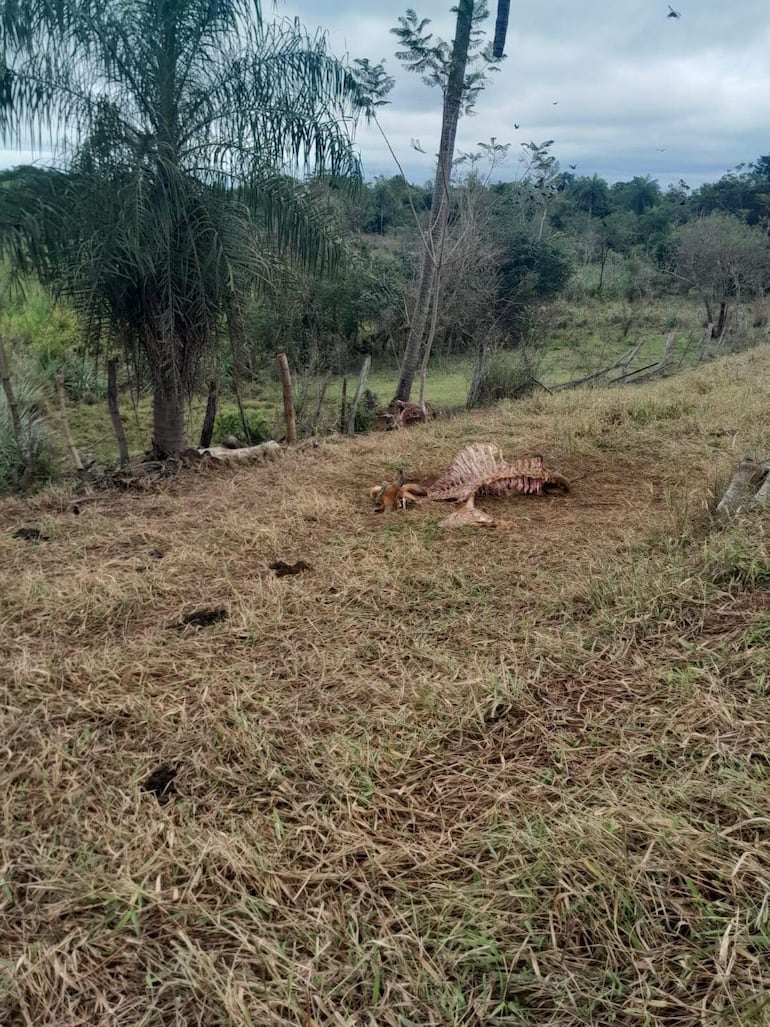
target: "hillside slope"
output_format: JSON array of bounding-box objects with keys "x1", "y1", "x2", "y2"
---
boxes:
[{"x1": 2, "y1": 347, "x2": 770, "y2": 1025}]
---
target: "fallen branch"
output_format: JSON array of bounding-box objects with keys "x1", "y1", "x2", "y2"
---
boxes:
[
  {"x1": 530, "y1": 376, "x2": 554, "y2": 395},
  {"x1": 616, "y1": 340, "x2": 643, "y2": 379},
  {"x1": 197, "y1": 441, "x2": 281, "y2": 464},
  {"x1": 609, "y1": 360, "x2": 665, "y2": 386},
  {"x1": 556, "y1": 346, "x2": 640, "y2": 391}
]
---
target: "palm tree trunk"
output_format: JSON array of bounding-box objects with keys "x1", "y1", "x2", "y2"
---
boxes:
[
  {"x1": 394, "y1": 0, "x2": 475, "y2": 403},
  {"x1": 152, "y1": 382, "x2": 186, "y2": 457}
]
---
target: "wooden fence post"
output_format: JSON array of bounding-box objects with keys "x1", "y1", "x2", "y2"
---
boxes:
[{"x1": 277, "y1": 353, "x2": 296, "y2": 446}]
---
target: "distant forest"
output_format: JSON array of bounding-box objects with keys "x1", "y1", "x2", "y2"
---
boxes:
[{"x1": 2, "y1": 150, "x2": 769, "y2": 376}]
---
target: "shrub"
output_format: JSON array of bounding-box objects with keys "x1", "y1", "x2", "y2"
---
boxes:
[
  {"x1": 468, "y1": 348, "x2": 540, "y2": 408},
  {"x1": 499, "y1": 235, "x2": 574, "y2": 304},
  {"x1": 213, "y1": 409, "x2": 270, "y2": 446},
  {"x1": 0, "y1": 354, "x2": 55, "y2": 492},
  {"x1": 39, "y1": 348, "x2": 105, "y2": 403},
  {"x1": 353, "y1": 389, "x2": 380, "y2": 433}
]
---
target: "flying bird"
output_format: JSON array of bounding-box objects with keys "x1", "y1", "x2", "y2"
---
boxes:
[
  {"x1": 667, "y1": 5, "x2": 681, "y2": 17},
  {"x1": 552, "y1": 101, "x2": 559, "y2": 105},
  {"x1": 569, "y1": 163, "x2": 577, "y2": 170},
  {"x1": 656, "y1": 148, "x2": 667, "y2": 152},
  {"x1": 410, "y1": 138, "x2": 426, "y2": 153},
  {"x1": 514, "y1": 123, "x2": 520, "y2": 129}
]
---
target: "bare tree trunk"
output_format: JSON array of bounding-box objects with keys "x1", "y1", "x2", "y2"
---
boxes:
[
  {"x1": 309, "y1": 372, "x2": 331, "y2": 435},
  {"x1": 226, "y1": 371, "x2": 251, "y2": 444},
  {"x1": 394, "y1": 0, "x2": 476, "y2": 403},
  {"x1": 418, "y1": 266, "x2": 443, "y2": 416},
  {"x1": 597, "y1": 246, "x2": 608, "y2": 296},
  {"x1": 467, "y1": 337, "x2": 488, "y2": 408},
  {"x1": 107, "y1": 358, "x2": 130, "y2": 467},
  {"x1": 347, "y1": 355, "x2": 372, "y2": 434},
  {"x1": 55, "y1": 373, "x2": 84, "y2": 471},
  {"x1": 277, "y1": 352, "x2": 296, "y2": 446},
  {"x1": 339, "y1": 377, "x2": 348, "y2": 433},
  {"x1": 714, "y1": 300, "x2": 727, "y2": 339},
  {"x1": 199, "y1": 379, "x2": 218, "y2": 448}
]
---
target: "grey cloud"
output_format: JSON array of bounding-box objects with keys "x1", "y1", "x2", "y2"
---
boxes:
[
  {"x1": 283, "y1": 0, "x2": 770, "y2": 187},
  {"x1": 2, "y1": 1, "x2": 766, "y2": 189}
]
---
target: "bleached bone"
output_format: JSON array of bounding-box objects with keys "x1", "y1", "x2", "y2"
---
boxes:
[{"x1": 428, "y1": 444, "x2": 569, "y2": 505}]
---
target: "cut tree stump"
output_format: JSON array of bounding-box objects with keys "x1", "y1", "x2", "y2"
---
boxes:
[{"x1": 715, "y1": 458, "x2": 770, "y2": 521}]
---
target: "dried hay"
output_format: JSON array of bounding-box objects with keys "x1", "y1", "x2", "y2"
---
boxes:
[{"x1": 2, "y1": 346, "x2": 770, "y2": 1025}]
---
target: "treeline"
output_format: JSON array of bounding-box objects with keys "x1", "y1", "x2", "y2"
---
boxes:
[
  {"x1": 359, "y1": 156, "x2": 770, "y2": 243},
  {"x1": 2, "y1": 150, "x2": 770, "y2": 385},
  {"x1": 232, "y1": 151, "x2": 770, "y2": 373}
]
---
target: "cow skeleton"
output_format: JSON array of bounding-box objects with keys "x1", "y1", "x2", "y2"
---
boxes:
[{"x1": 371, "y1": 443, "x2": 570, "y2": 526}]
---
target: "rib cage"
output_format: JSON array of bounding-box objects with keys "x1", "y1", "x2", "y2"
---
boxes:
[{"x1": 428, "y1": 444, "x2": 564, "y2": 504}]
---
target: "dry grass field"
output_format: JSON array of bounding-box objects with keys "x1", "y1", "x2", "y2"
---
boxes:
[{"x1": 2, "y1": 346, "x2": 770, "y2": 1026}]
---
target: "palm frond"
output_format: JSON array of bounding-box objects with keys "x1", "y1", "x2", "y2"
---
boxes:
[{"x1": 0, "y1": 0, "x2": 370, "y2": 424}]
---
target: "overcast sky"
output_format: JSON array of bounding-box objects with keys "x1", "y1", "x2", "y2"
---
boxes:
[
  {"x1": 278, "y1": 0, "x2": 770, "y2": 189},
  {"x1": 2, "y1": 1, "x2": 767, "y2": 189}
]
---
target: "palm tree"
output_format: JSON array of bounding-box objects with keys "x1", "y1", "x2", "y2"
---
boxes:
[
  {"x1": 619, "y1": 176, "x2": 661, "y2": 217},
  {"x1": 570, "y1": 174, "x2": 610, "y2": 218},
  {"x1": 0, "y1": 0, "x2": 372, "y2": 455}
]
